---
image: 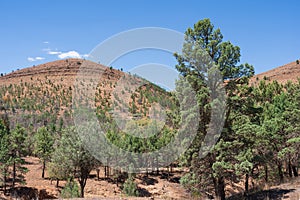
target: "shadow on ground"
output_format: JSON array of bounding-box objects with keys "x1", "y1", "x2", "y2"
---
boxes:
[
  {"x1": 227, "y1": 188, "x2": 295, "y2": 200},
  {"x1": 140, "y1": 176, "x2": 158, "y2": 186},
  {"x1": 8, "y1": 187, "x2": 56, "y2": 200},
  {"x1": 138, "y1": 187, "x2": 152, "y2": 197}
]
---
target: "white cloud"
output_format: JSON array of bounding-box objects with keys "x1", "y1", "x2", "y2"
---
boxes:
[
  {"x1": 27, "y1": 56, "x2": 45, "y2": 62},
  {"x1": 48, "y1": 51, "x2": 62, "y2": 55},
  {"x1": 27, "y1": 57, "x2": 35, "y2": 62},
  {"x1": 43, "y1": 41, "x2": 49, "y2": 44},
  {"x1": 58, "y1": 51, "x2": 82, "y2": 59},
  {"x1": 35, "y1": 57, "x2": 45, "y2": 60},
  {"x1": 42, "y1": 48, "x2": 88, "y2": 60}
]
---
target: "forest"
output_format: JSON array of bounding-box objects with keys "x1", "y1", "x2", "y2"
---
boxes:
[{"x1": 0, "y1": 19, "x2": 299, "y2": 200}]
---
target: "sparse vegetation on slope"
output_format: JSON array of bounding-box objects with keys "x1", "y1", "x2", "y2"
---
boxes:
[{"x1": 0, "y1": 19, "x2": 300, "y2": 200}]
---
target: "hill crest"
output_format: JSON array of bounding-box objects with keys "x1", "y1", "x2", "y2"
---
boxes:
[
  {"x1": 0, "y1": 58, "x2": 123, "y2": 86},
  {"x1": 250, "y1": 60, "x2": 300, "y2": 85},
  {"x1": 2, "y1": 58, "x2": 300, "y2": 86}
]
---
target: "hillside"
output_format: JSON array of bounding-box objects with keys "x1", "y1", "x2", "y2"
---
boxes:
[
  {"x1": 0, "y1": 58, "x2": 174, "y2": 128},
  {"x1": 3, "y1": 58, "x2": 300, "y2": 90},
  {"x1": 1, "y1": 59, "x2": 300, "y2": 199},
  {"x1": 0, "y1": 59, "x2": 181, "y2": 199},
  {"x1": 250, "y1": 60, "x2": 300, "y2": 85},
  {"x1": 0, "y1": 58, "x2": 121, "y2": 86}
]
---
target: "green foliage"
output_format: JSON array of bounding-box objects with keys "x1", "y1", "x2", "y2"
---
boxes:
[
  {"x1": 34, "y1": 127, "x2": 54, "y2": 159},
  {"x1": 1, "y1": 21, "x2": 300, "y2": 200},
  {"x1": 9, "y1": 124, "x2": 28, "y2": 187},
  {"x1": 34, "y1": 126, "x2": 54, "y2": 178},
  {"x1": 180, "y1": 172, "x2": 201, "y2": 197},
  {"x1": 60, "y1": 178, "x2": 80, "y2": 198},
  {"x1": 50, "y1": 126, "x2": 98, "y2": 197},
  {"x1": 0, "y1": 120, "x2": 9, "y2": 164},
  {"x1": 122, "y1": 176, "x2": 139, "y2": 197},
  {"x1": 174, "y1": 18, "x2": 255, "y2": 200},
  {"x1": 0, "y1": 121, "x2": 9, "y2": 190}
]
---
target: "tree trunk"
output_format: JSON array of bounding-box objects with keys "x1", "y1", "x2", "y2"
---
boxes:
[
  {"x1": 96, "y1": 168, "x2": 100, "y2": 180},
  {"x1": 265, "y1": 165, "x2": 268, "y2": 182},
  {"x1": 79, "y1": 167, "x2": 89, "y2": 198},
  {"x1": 79, "y1": 177, "x2": 87, "y2": 198},
  {"x1": 292, "y1": 166, "x2": 298, "y2": 177},
  {"x1": 151, "y1": 157, "x2": 155, "y2": 173},
  {"x1": 3, "y1": 168, "x2": 7, "y2": 194},
  {"x1": 106, "y1": 158, "x2": 110, "y2": 178},
  {"x1": 245, "y1": 173, "x2": 249, "y2": 196},
  {"x1": 56, "y1": 179, "x2": 59, "y2": 188},
  {"x1": 156, "y1": 156, "x2": 159, "y2": 175},
  {"x1": 278, "y1": 163, "x2": 284, "y2": 183},
  {"x1": 12, "y1": 161, "x2": 16, "y2": 188},
  {"x1": 218, "y1": 177, "x2": 225, "y2": 200},
  {"x1": 42, "y1": 160, "x2": 46, "y2": 178},
  {"x1": 80, "y1": 185, "x2": 84, "y2": 198},
  {"x1": 214, "y1": 177, "x2": 225, "y2": 200},
  {"x1": 213, "y1": 176, "x2": 217, "y2": 196},
  {"x1": 288, "y1": 161, "x2": 293, "y2": 177}
]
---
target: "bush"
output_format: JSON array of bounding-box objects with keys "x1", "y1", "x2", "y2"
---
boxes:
[
  {"x1": 180, "y1": 173, "x2": 201, "y2": 197},
  {"x1": 122, "y1": 177, "x2": 139, "y2": 197},
  {"x1": 297, "y1": 60, "x2": 299, "y2": 65},
  {"x1": 60, "y1": 179, "x2": 80, "y2": 198}
]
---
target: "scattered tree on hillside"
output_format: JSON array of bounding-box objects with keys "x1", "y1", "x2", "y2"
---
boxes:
[{"x1": 34, "y1": 126, "x2": 54, "y2": 178}]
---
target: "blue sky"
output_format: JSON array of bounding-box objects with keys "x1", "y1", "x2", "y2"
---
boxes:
[{"x1": 1, "y1": 0, "x2": 300, "y2": 74}]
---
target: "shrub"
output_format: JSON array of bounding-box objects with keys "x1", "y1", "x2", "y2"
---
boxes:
[
  {"x1": 297, "y1": 60, "x2": 299, "y2": 65},
  {"x1": 60, "y1": 179, "x2": 80, "y2": 198},
  {"x1": 122, "y1": 177, "x2": 139, "y2": 197},
  {"x1": 180, "y1": 173, "x2": 201, "y2": 197}
]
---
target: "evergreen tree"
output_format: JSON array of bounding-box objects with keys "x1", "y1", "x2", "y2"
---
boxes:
[
  {"x1": 8, "y1": 124, "x2": 28, "y2": 188},
  {"x1": 50, "y1": 126, "x2": 98, "y2": 198},
  {"x1": 0, "y1": 120, "x2": 10, "y2": 193},
  {"x1": 175, "y1": 18, "x2": 254, "y2": 200},
  {"x1": 34, "y1": 126, "x2": 54, "y2": 178}
]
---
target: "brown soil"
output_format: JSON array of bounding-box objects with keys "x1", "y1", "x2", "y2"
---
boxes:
[
  {"x1": 0, "y1": 157, "x2": 191, "y2": 200},
  {"x1": 2, "y1": 58, "x2": 300, "y2": 87},
  {"x1": 1, "y1": 60, "x2": 300, "y2": 200},
  {"x1": 0, "y1": 58, "x2": 123, "y2": 87},
  {"x1": 250, "y1": 60, "x2": 300, "y2": 85}
]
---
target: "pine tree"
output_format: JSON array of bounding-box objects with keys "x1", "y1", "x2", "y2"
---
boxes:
[
  {"x1": 50, "y1": 126, "x2": 98, "y2": 197},
  {"x1": 8, "y1": 124, "x2": 28, "y2": 188},
  {"x1": 34, "y1": 126, "x2": 54, "y2": 178},
  {"x1": 175, "y1": 18, "x2": 254, "y2": 200},
  {"x1": 0, "y1": 120, "x2": 10, "y2": 194}
]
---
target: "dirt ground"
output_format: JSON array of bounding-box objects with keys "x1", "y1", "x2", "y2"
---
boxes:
[
  {"x1": 1, "y1": 157, "x2": 300, "y2": 199},
  {"x1": 0, "y1": 157, "x2": 191, "y2": 200}
]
